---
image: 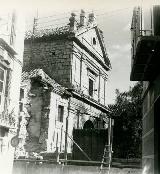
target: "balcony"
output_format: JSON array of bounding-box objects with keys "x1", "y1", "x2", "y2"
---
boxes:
[
  {"x1": 130, "y1": 30, "x2": 160, "y2": 81},
  {"x1": 130, "y1": 5, "x2": 160, "y2": 81}
]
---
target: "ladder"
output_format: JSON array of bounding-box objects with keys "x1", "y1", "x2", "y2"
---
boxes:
[
  {"x1": 99, "y1": 144, "x2": 111, "y2": 174},
  {"x1": 99, "y1": 118, "x2": 113, "y2": 174}
]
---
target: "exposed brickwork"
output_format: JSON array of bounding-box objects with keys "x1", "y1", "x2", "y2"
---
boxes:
[
  {"x1": 23, "y1": 40, "x2": 73, "y2": 88},
  {"x1": 24, "y1": 81, "x2": 50, "y2": 154}
]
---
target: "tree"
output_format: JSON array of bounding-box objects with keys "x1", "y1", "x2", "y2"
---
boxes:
[{"x1": 108, "y1": 82, "x2": 143, "y2": 159}]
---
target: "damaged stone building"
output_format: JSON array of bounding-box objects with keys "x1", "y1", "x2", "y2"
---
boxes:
[
  {"x1": 18, "y1": 10, "x2": 111, "y2": 161},
  {"x1": 17, "y1": 69, "x2": 71, "y2": 158}
]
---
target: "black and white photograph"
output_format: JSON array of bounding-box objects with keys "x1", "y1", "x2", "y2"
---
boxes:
[{"x1": 0, "y1": 0, "x2": 159, "y2": 174}]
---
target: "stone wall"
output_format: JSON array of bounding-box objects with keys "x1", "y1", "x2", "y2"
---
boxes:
[
  {"x1": 16, "y1": 79, "x2": 71, "y2": 158},
  {"x1": 23, "y1": 39, "x2": 72, "y2": 88},
  {"x1": 23, "y1": 80, "x2": 50, "y2": 155},
  {"x1": 69, "y1": 97, "x2": 108, "y2": 130}
]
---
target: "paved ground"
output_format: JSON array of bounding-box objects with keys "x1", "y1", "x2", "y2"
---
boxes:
[
  {"x1": 13, "y1": 161, "x2": 142, "y2": 174},
  {"x1": 109, "y1": 167, "x2": 142, "y2": 174}
]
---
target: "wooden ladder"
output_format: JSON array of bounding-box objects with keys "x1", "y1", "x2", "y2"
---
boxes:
[
  {"x1": 99, "y1": 118, "x2": 113, "y2": 174},
  {"x1": 99, "y1": 144, "x2": 111, "y2": 174}
]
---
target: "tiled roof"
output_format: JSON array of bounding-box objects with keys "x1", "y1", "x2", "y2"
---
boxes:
[
  {"x1": 25, "y1": 22, "x2": 97, "y2": 40},
  {"x1": 22, "y1": 69, "x2": 71, "y2": 96},
  {"x1": 25, "y1": 25, "x2": 71, "y2": 39}
]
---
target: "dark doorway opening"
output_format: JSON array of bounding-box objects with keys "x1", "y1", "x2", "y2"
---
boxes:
[{"x1": 83, "y1": 120, "x2": 94, "y2": 129}]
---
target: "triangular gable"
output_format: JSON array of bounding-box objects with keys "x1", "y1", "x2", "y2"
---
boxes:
[
  {"x1": 95, "y1": 27, "x2": 111, "y2": 68},
  {"x1": 75, "y1": 25, "x2": 111, "y2": 69}
]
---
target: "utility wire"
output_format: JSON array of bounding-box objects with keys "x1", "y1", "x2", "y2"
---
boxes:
[
  {"x1": 13, "y1": 6, "x2": 134, "y2": 33},
  {"x1": 96, "y1": 7, "x2": 132, "y2": 17},
  {"x1": 26, "y1": 6, "x2": 133, "y2": 27},
  {"x1": 38, "y1": 10, "x2": 79, "y2": 20},
  {"x1": 37, "y1": 22, "x2": 69, "y2": 29},
  {"x1": 37, "y1": 16, "x2": 69, "y2": 25}
]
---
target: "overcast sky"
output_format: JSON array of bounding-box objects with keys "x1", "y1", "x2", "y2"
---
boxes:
[{"x1": 1, "y1": 0, "x2": 160, "y2": 104}]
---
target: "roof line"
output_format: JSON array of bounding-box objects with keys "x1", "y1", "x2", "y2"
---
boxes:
[
  {"x1": 73, "y1": 37, "x2": 110, "y2": 71},
  {"x1": 0, "y1": 38, "x2": 17, "y2": 56},
  {"x1": 22, "y1": 69, "x2": 71, "y2": 97}
]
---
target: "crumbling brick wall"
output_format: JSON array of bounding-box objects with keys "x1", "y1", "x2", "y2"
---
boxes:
[{"x1": 23, "y1": 80, "x2": 50, "y2": 156}]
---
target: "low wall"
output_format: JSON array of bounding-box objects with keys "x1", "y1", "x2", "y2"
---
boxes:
[
  {"x1": 12, "y1": 160, "x2": 142, "y2": 174},
  {"x1": 112, "y1": 158, "x2": 142, "y2": 168}
]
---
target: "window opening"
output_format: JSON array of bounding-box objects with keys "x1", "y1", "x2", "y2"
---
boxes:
[
  {"x1": 89, "y1": 78, "x2": 94, "y2": 97},
  {"x1": 19, "y1": 88, "x2": 24, "y2": 112},
  {"x1": 0, "y1": 67, "x2": 5, "y2": 106},
  {"x1": 58, "y1": 105, "x2": 64, "y2": 122},
  {"x1": 93, "y1": 37, "x2": 96, "y2": 45}
]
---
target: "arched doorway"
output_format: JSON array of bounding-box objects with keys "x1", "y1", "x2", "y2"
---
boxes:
[{"x1": 83, "y1": 120, "x2": 94, "y2": 129}]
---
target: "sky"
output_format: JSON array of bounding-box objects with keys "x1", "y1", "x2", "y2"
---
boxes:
[
  {"x1": 1, "y1": 0, "x2": 160, "y2": 104},
  {"x1": 97, "y1": 7, "x2": 136, "y2": 104}
]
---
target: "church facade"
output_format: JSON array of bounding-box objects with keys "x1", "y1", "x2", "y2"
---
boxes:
[{"x1": 18, "y1": 10, "x2": 111, "y2": 160}]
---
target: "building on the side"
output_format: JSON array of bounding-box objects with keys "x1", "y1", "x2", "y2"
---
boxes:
[
  {"x1": 0, "y1": 10, "x2": 25, "y2": 174},
  {"x1": 21, "y1": 10, "x2": 111, "y2": 161},
  {"x1": 16, "y1": 69, "x2": 71, "y2": 159},
  {"x1": 130, "y1": 5, "x2": 160, "y2": 174}
]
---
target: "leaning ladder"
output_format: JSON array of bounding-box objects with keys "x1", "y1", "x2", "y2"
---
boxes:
[
  {"x1": 99, "y1": 144, "x2": 111, "y2": 174},
  {"x1": 99, "y1": 118, "x2": 113, "y2": 174}
]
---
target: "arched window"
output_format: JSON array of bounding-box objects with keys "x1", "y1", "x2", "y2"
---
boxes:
[{"x1": 83, "y1": 120, "x2": 94, "y2": 129}]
